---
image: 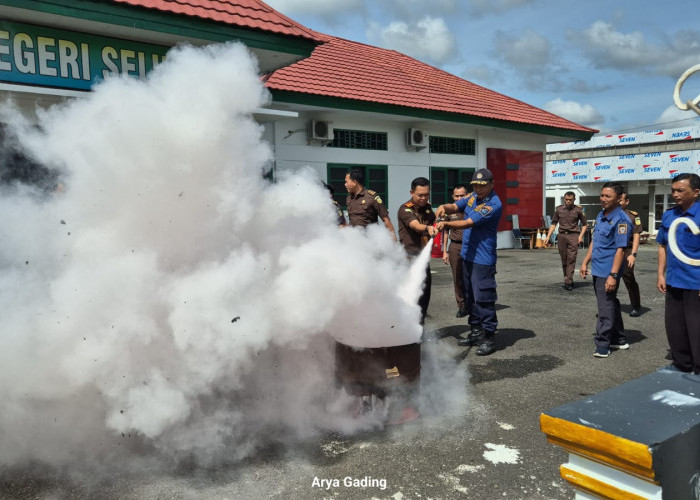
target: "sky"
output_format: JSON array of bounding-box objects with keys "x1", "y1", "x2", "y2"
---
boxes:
[{"x1": 266, "y1": 0, "x2": 700, "y2": 134}]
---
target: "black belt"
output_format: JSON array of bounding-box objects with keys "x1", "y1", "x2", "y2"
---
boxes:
[
  {"x1": 559, "y1": 230, "x2": 579, "y2": 235},
  {"x1": 450, "y1": 239, "x2": 462, "y2": 244}
]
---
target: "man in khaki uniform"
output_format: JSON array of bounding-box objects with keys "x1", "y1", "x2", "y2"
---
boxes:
[
  {"x1": 345, "y1": 169, "x2": 396, "y2": 237},
  {"x1": 397, "y1": 176, "x2": 437, "y2": 324},
  {"x1": 620, "y1": 191, "x2": 643, "y2": 316},
  {"x1": 442, "y1": 185, "x2": 468, "y2": 318},
  {"x1": 545, "y1": 191, "x2": 587, "y2": 291}
]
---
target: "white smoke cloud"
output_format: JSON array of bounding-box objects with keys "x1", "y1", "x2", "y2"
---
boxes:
[{"x1": 0, "y1": 41, "x2": 429, "y2": 471}]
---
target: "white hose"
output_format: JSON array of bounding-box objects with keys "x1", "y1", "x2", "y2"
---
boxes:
[
  {"x1": 668, "y1": 216, "x2": 700, "y2": 266},
  {"x1": 673, "y1": 63, "x2": 700, "y2": 115}
]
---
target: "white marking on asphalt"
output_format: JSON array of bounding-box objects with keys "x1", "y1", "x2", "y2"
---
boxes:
[
  {"x1": 454, "y1": 464, "x2": 485, "y2": 474},
  {"x1": 483, "y1": 443, "x2": 520, "y2": 464},
  {"x1": 437, "y1": 473, "x2": 469, "y2": 493},
  {"x1": 497, "y1": 421, "x2": 514, "y2": 430},
  {"x1": 651, "y1": 389, "x2": 700, "y2": 407}
]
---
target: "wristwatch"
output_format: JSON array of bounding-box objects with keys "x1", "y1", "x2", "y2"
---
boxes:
[
  {"x1": 632, "y1": 252, "x2": 637, "y2": 257},
  {"x1": 609, "y1": 272, "x2": 619, "y2": 279}
]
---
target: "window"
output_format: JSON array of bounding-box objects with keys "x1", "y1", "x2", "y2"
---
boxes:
[
  {"x1": 429, "y1": 167, "x2": 474, "y2": 206},
  {"x1": 328, "y1": 129, "x2": 388, "y2": 150},
  {"x1": 429, "y1": 136, "x2": 476, "y2": 155},
  {"x1": 327, "y1": 163, "x2": 388, "y2": 208},
  {"x1": 654, "y1": 194, "x2": 669, "y2": 231}
]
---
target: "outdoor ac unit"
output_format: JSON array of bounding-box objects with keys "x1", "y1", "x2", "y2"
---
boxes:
[
  {"x1": 407, "y1": 128, "x2": 427, "y2": 148},
  {"x1": 308, "y1": 120, "x2": 334, "y2": 141}
]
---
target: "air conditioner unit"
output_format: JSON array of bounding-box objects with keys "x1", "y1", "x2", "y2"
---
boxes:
[
  {"x1": 308, "y1": 120, "x2": 334, "y2": 141},
  {"x1": 407, "y1": 128, "x2": 427, "y2": 148}
]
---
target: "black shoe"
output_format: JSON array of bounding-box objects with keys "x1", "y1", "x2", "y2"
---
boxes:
[
  {"x1": 563, "y1": 284, "x2": 573, "y2": 291},
  {"x1": 456, "y1": 308, "x2": 467, "y2": 318},
  {"x1": 629, "y1": 308, "x2": 641, "y2": 317},
  {"x1": 475, "y1": 335, "x2": 496, "y2": 356},
  {"x1": 457, "y1": 327, "x2": 484, "y2": 347}
]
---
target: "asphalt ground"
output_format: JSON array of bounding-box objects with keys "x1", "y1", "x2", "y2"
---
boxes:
[{"x1": 0, "y1": 243, "x2": 669, "y2": 500}]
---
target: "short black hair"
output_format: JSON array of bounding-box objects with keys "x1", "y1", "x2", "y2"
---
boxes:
[
  {"x1": 347, "y1": 169, "x2": 364, "y2": 185},
  {"x1": 564, "y1": 191, "x2": 576, "y2": 198},
  {"x1": 602, "y1": 182, "x2": 623, "y2": 197},
  {"x1": 453, "y1": 184, "x2": 467, "y2": 192},
  {"x1": 324, "y1": 182, "x2": 334, "y2": 196},
  {"x1": 411, "y1": 176, "x2": 430, "y2": 191},
  {"x1": 673, "y1": 173, "x2": 700, "y2": 190}
]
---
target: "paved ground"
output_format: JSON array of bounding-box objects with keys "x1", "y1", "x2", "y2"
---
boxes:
[{"x1": 0, "y1": 244, "x2": 669, "y2": 499}]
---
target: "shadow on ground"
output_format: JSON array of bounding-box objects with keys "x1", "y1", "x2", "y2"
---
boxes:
[{"x1": 468, "y1": 354, "x2": 565, "y2": 384}]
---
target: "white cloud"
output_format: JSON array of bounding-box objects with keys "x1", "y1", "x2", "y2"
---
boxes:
[
  {"x1": 468, "y1": 0, "x2": 534, "y2": 17},
  {"x1": 569, "y1": 21, "x2": 700, "y2": 77},
  {"x1": 655, "y1": 104, "x2": 700, "y2": 127},
  {"x1": 543, "y1": 98, "x2": 603, "y2": 127},
  {"x1": 367, "y1": 16, "x2": 457, "y2": 65},
  {"x1": 494, "y1": 29, "x2": 551, "y2": 69},
  {"x1": 265, "y1": 0, "x2": 361, "y2": 15}
]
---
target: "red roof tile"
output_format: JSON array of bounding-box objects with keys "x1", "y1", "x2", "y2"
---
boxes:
[
  {"x1": 111, "y1": 0, "x2": 324, "y2": 42},
  {"x1": 265, "y1": 37, "x2": 596, "y2": 135}
]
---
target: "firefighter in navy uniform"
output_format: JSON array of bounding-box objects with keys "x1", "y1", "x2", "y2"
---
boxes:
[{"x1": 436, "y1": 168, "x2": 503, "y2": 356}]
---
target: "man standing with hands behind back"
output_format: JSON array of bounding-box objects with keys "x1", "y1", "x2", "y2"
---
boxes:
[
  {"x1": 656, "y1": 173, "x2": 700, "y2": 374},
  {"x1": 619, "y1": 191, "x2": 643, "y2": 316},
  {"x1": 442, "y1": 184, "x2": 469, "y2": 318},
  {"x1": 436, "y1": 169, "x2": 502, "y2": 356},
  {"x1": 545, "y1": 192, "x2": 587, "y2": 291}
]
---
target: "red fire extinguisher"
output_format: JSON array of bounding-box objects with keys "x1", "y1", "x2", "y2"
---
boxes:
[{"x1": 431, "y1": 223, "x2": 442, "y2": 258}]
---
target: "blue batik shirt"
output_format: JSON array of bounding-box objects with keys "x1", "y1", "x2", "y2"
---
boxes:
[
  {"x1": 591, "y1": 205, "x2": 631, "y2": 278},
  {"x1": 455, "y1": 190, "x2": 502, "y2": 265},
  {"x1": 656, "y1": 201, "x2": 700, "y2": 290}
]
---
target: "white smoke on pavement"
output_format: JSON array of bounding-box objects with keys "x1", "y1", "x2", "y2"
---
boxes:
[{"x1": 0, "y1": 42, "x2": 437, "y2": 471}]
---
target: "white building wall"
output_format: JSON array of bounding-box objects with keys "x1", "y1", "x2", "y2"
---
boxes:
[{"x1": 269, "y1": 111, "x2": 548, "y2": 238}]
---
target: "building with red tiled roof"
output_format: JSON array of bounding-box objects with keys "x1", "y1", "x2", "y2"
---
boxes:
[
  {"x1": 265, "y1": 36, "x2": 594, "y2": 141},
  {"x1": 0, "y1": 0, "x2": 599, "y2": 241}
]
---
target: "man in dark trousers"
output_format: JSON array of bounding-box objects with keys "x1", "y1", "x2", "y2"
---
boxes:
[
  {"x1": 436, "y1": 169, "x2": 502, "y2": 356},
  {"x1": 397, "y1": 176, "x2": 437, "y2": 324},
  {"x1": 545, "y1": 192, "x2": 587, "y2": 290},
  {"x1": 345, "y1": 169, "x2": 396, "y2": 238},
  {"x1": 579, "y1": 182, "x2": 631, "y2": 358},
  {"x1": 619, "y1": 191, "x2": 643, "y2": 316},
  {"x1": 656, "y1": 173, "x2": 700, "y2": 374},
  {"x1": 442, "y1": 184, "x2": 468, "y2": 318}
]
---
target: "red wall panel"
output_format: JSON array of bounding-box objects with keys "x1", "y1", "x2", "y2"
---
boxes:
[{"x1": 487, "y1": 148, "x2": 544, "y2": 231}]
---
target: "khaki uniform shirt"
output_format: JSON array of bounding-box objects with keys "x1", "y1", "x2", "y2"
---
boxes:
[
  {"x1": 346, "y1": 188, "x2": 389, "y2": 227},
  {"x1": 446, "y1": 213, "x2": 464, "y2": 244},
  {"x1": 623, "y1": 208, "x2": 643, "y2": 249},
  {"x1": 397, "y1": 200, "x2": 436, "y2": 256},
  {"x1": 552, "y1": 204, "x2": 587, "y2": 234}
]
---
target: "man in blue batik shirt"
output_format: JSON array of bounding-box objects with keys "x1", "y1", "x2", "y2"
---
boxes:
[
  {"x1": 656, "y1": 173, "x2": 700, "y2": 374},
  {"x1": 436, "y1": 168, "x2": 502, "y2": 356},
  {"x1": 580, "y1": 182, "x2": 632, "y2": 359}
]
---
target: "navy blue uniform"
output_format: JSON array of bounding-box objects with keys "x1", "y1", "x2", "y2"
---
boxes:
[
  {"x1": 455, "y1": 191, "x2": 502, "y2": 333},
  {"x1": 656, "y1": 200, "x2": 700, "y2": 373},
  {"x1": 591, "y1": 206, "x2": 631, "y2": 351}
]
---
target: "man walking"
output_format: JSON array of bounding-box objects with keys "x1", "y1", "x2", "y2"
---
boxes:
[
  {"x1": 619, "y1": 191, "x2": 643, "y2": 316},
  {"x1": 545, "y1": 192, "x2": 587, "y2": 290},
  {"x1": 579, "y1": 182, "x2": 631, "y2": 358},
  {"x1": 436, "y1": 169, "x2": 502, "y2": 356}
]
